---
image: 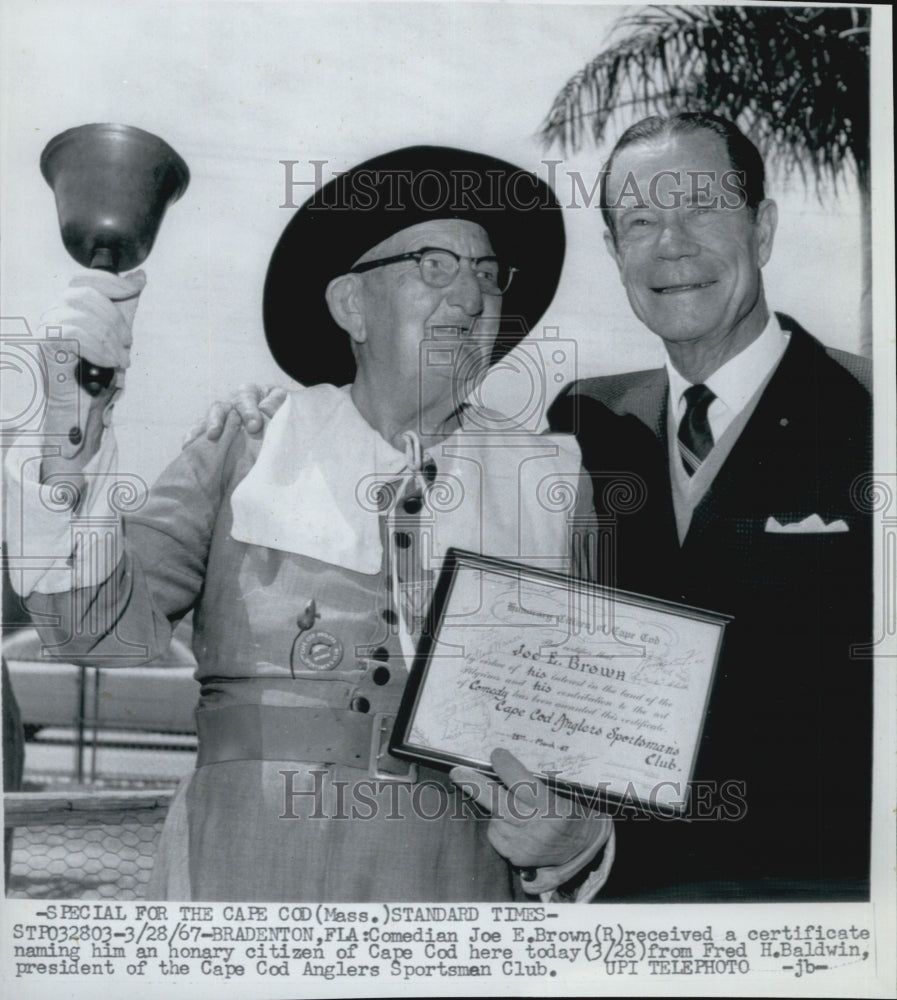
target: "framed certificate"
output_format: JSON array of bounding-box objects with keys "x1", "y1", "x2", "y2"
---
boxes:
[{"x1": 391, "y1": 549, "x2": 731, "y2": 815}]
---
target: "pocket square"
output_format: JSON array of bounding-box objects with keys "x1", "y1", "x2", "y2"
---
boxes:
[{"x1": 764, "y1": 514, "x2": 849, "y2": 534}]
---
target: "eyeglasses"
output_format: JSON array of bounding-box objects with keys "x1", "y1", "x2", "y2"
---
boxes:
[{"x1": 350, "y1": 247, "x2": 517, "y2": 296}]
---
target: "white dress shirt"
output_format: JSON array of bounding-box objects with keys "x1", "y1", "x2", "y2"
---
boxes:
[{"x1": 666, "y1": 313, "x2": 790, "y2": 445}]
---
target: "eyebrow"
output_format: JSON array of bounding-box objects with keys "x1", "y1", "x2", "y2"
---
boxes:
[
  {"x1": 616, "y1": 205, "x2": 655, "y2": 218},
  {"x1": 405, "y1": 244, "x2": 499, "y2": 261}
]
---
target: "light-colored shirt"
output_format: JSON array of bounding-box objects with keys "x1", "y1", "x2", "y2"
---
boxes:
[{"x1": 665, "y1": 313, "x2": 790, "y2": 444}]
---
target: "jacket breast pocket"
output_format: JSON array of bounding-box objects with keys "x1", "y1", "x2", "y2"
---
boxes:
[{"x1": 754, "y1": 526, "x2": 865, "y2": 607}]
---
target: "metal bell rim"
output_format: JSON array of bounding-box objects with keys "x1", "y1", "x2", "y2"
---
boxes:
[{"x1": 40, "y1": 122, "x2": 190, "y2": 202}]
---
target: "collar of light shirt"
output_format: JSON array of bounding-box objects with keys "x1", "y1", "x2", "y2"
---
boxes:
[
  {"x1": 665, "y1": 313, "x2": 790, "y2": 442},
  {"x1": 230, "y1": 383, "x2": 580, "y2": 576}
]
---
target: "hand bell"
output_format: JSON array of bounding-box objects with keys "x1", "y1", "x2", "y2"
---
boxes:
[{"x1": 41, "y1": 123, "x2": 189, "y2": 396}]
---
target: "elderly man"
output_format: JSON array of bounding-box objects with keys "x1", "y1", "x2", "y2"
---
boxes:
[
  {"x1": 5, "y1": 145, "x2": 614, "y2": 902},
  {"x1": 549, "y1": 113, "x2": 872, "y2": 900}
]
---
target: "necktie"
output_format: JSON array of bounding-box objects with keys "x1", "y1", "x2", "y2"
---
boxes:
[{"x1": 677, "y1": 383, "x2": 716, "y2": 476}]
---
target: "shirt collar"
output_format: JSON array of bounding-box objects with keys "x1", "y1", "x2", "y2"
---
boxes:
[
  {"x1": 230, "y1": 385, "x2": 419, "y2": 574},
  {"x1": 229, "y1": 384, "x2": 579, "y2": 577},
  {"x1": 665, "y1": 313, "x2": 789, "y2": 415}
]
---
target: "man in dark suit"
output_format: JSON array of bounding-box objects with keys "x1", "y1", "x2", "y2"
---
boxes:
[{"x1": 550, "y1": 112, "x2": 872, "y2": 901}]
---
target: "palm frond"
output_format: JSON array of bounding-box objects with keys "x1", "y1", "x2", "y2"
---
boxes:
[{"x1": 539, "y1": 5, "x2": 870, "y2": 196}]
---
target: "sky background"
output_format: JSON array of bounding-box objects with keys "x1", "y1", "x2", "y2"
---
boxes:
[{"x1": 0, "y1": 0, "x2": 885, "y2": 484}]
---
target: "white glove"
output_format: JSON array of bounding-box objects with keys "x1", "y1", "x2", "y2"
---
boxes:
[
  {"x1": 40, "y1": 270, "x2": 146, "y2": 371},
  {"x1": 38, "y1": 270, "x2": 146, "y2": 462}
]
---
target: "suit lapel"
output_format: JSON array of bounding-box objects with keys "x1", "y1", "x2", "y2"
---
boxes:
[
  {"x1": 685, "y1": 322, "x2": 820, "y2": 544},
  {"x1": 603, "y1": 323, "x2": 827, "y2": 550}
]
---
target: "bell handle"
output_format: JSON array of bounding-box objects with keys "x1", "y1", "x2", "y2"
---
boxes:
[
  {"x1": 76, "y1": 246, "x2": 119, "y2": 397},
  {"x1": 68, "y1": 247, "x2": 119, "y2": 445}
]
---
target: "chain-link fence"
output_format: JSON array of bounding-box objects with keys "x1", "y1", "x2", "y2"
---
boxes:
[
  {"x1": 5, "y1": 629, "x2": 197, "y2": 899},
  {"x1": 6, "y1": 753, "x2": 190, "y2": 899},
  {"x1": 6, "y1": 793, "x2": 169, "y2": 899}
]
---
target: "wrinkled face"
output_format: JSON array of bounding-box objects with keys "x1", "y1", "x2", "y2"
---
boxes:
[
  {"x1": 604, "y1": 130, "x2": 776, "y2": 350},
  {"x1": 355, "y1": 219, "x2": 502, "y2": 404}
]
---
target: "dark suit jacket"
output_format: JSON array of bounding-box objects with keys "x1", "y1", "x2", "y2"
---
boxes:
[{"x1": 550, "y1": 315, "x2": 872, "y2": 901}]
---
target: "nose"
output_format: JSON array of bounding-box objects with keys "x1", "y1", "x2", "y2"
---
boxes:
[
  {"x1": 655, "y1": 216, "x2": 699, "y2": 259},
  {"x1": 445, "y1": 262, "x2": 485, "y2": 317}
]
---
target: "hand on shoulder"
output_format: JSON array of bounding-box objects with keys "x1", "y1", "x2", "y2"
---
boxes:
[{"x1": 182, "y1": 384, "x2": 288, "y2": 447}]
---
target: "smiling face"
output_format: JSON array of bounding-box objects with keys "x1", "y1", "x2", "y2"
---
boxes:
[
  {"x1": 604, "y1": 129, "x2": 777, "y2": 362},
  {"x1": 353, "y1": 219, "x2": 502, "y2": 412}
]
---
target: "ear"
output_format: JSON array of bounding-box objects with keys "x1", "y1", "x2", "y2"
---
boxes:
[
  {"x1": 325, "y1": 274, "x2": 366, "y2": 343},
  {"x1": 604, "y1": 227, "x2": 622, "y2": 273},
  {"x1": 754, "y1": 199, "x2": 778, "y2": 269}
]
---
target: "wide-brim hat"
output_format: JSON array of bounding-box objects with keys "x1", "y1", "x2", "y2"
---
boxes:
[{"x1": 263, "y1": 145, "x2": 565, "y2": 385}]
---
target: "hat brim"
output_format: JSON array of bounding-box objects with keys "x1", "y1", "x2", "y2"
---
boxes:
[{"x1": 263, "y1": 145, "x2": 565, "y2": 385}]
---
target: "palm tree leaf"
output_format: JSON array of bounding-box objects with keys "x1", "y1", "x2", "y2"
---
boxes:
[{"x1": 538, "y1": 5, "x2": 870, "y2": 196}]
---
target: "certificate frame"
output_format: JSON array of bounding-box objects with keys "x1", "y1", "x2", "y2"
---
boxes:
[{"x1": 391, "y1": 548, "x2": 731, "y2": 815}]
